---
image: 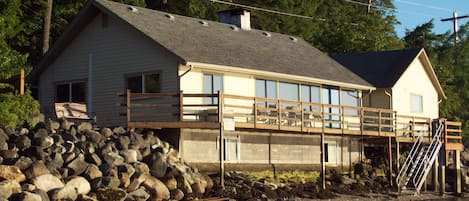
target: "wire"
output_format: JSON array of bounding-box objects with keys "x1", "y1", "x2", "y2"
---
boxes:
[
  {"x1": 342, "y1": 0, "x2": 435, "y2": 18},
  {"x1": 394, "y1": 0, "x2": 452, "y2": 12},
  {"x1": 208, "y1": 0, "x2": 360, "y2": 26}
]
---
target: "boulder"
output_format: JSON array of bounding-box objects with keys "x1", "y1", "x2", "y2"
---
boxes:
[
  {"x1": 33, "y1": 174, "x2": 64, "y2": 192},
  {"x1": 67, "y1": 155, "x2": 89, "y2": 175},
  {"x1": 127, "y1": 173, "x2": 148, "y2": 192},
  {"x1": 118, "y1": 136, "x2": 130, "y2": 150},
  {"x1": 142, "y1": 175, "x2": 170, "y2": 201},
  {"x1": 121, "y1": 149, "x2": 138, "y2": 164},
  {"x1": 0, "y1": 165, "x2": 26, "y2": 183},
  {"x1": 77, "y1": 122, "x2": 93, "y2": 133},
  {"x1": 104, "y1": 152, "x2": 124, "y2": 167},
  {"x1": 83, "y1": 164, "x2": 102, "y2": 189},
  {"x1": 25, "y1": 160, "x2": 50, "y2": 179},
  {"x1": 36, "y1": 136, "x2": 54, "y2": 149},
  {"x1": 50, "y1": 176, "x2": 91, "y2": 201},
  {"x1": 113, "y1": 127, "x2": 126, "y2": 135},
  {"x1": 163, "y1": 177, "x2": 178, "y2": 190},
  {"x1": 96, "y1": 188, "x2": 127, "y2": 201},
  {"x1": 148, "y1": 152, "x2": 167, "y2": 178},
  {"x1": 85, "y1": 130, "x2": 104, "y2": 144},
  {"x1": 59, "y1": 118, "x2": 71, "y2": 130},
  {"x1": 17, "y1": 191, "x2": 42, "y2": 201},
  {"x1": 102, "y1": 176, "x2": 121, "y2": 189},
  {"x1": 86, "y1": 153, "x2": 102, "y2": 166},
  {"x1": 170, "y1": 189, "x2": 184, "y2": 201},
  {"x1": 15, "y1": 135, "x2": 31, "y2": 151},
  {"x1": 0, "y1": 180, "x2": 21, "y2": 200},
  {"x1": 100, "y1": 128, "x2": 113, "y2": 138},
  {"x1": 126, "y1": 188, "x2": 150, "y2": 201},
  {"x1": 46, "y1": 119, "x2": 60, "y2": 133},
  {"x1": 0, "y1": 138, "x2": 7, "y2": 151}
]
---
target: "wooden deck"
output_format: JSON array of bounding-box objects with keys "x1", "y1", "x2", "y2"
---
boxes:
[{"x1": 120, "y1": 91, "x2": 462, "y2": 150}]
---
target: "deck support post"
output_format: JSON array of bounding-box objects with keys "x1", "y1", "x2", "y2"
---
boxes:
[
  {"x1": 455, "y1": 150, "x2": 461, "y2": 194},
  {"x1": 320, "y1": 132, "x2": 326, "y2": 190},
  {"x1": 388, "y1": 136, "x2": 393, "y2": 187},
  {"x1": 218, "y1": 91, "x2": 225, "y2": 189},
  {"x1": 433, "y1": 154, "x2": 439, "y2": 192},
  {"x1": 439, "y1": 147, "x2": 446, "y2": 195},
  {"x1": 396, "y1": 141, "x2": 400, "y2": 173}
]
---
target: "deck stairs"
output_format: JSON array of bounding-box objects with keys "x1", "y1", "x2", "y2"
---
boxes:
[{"x1": 396, "y1": 121, "x2": 444, "y2": 195}]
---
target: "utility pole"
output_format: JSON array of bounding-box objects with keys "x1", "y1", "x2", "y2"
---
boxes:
[
  {"x1": 42, "y1": 0, "x2": 53, "y2": 55},
  {"x1": 441, "y1": 11, "x2": 469, "y2": 44}
]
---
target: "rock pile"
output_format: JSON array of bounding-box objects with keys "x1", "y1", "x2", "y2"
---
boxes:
[{"x1": 0, "y1": 119, "x2": 213, "y2": 201}]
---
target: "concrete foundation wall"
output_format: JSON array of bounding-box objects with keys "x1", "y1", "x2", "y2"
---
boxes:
[{"x1": 180, "y1": 129, "x2": 361, "y2": 168}]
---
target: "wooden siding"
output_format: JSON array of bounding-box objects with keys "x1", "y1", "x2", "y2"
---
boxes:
[{"x1": 38, "y1": 13, "x2": 180, "y2": 126}]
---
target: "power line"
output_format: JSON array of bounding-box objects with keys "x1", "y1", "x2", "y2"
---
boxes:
[
  {"x1": 394, "y1": 0, "x2": 452, "y2": 12},
  {"x1": 342, "y1": 0, "x2": 435, "y2": 18},
  {"x1": 208, "y1": 0, "x2": 361, "y2": 26}
]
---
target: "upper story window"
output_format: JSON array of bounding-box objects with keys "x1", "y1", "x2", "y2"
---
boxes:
[
  {"x1": 127, "y1": 73, "x2": 160, "y2": 93},
  {"x1": 255, "y1": 79, "x2": 277, "y2": 99},
  {"x1": 411, "y1": 94, "x2": 423, "y2": 113},
  {"x1": 56, "y1": 82, "x2": 86, "y2": 103},
  {"x1": 203, "y1": 74, "x2": 223, "y2": 104},
  {"x1": 279, "y1": 82, "x2": 299, "y2": 101}
]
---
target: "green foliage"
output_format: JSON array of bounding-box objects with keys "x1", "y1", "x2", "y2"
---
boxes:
[
  {"x1": 243, "y1": 170, "x2": 320, "y2": 183},
  {"x1": 0, "y1": 90, "x2": 40, "y2": 128}
]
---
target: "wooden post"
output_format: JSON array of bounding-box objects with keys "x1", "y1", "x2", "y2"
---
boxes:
[
  {"x1": 440, "y1": 144, "x2": 446, "y2": 195},
  {"x1": 126, "y1": 89, "x2": 131, "y2": 123},
  {"x1": 218, "y1": 91, "x2": 225, "y2": 189},
  {"x1": 254, "y1": 97, "x2": 257, "y2": 128},
  {"x1": 320, "y1": 132, "x2": 326, "y2": 190},
  {"x1": 434, "y1": 154, "x2": 439, "y2": 192},
  {"x1": 20, "y1": 68, "x2": 24, "y2": 96},
  {"x1": 455, "y1": 150, "x2": 461, "y2": 194},
  {"x1": 396, "y1": 141, "x2": 400, "y2": 175},
  {"x1": 388, "y1": 136, "x2": 393, "y2": 187},
  {"x1": 179, "y1": 91, "x2": 184, "y2": 121}
]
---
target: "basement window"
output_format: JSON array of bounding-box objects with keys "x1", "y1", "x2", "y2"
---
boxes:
[
  {"x1": 324, "y1": 142, "x2": 337, "y2": 164},
  {"x1": 217, "y1": 136, "x2": 240, "y2": 162},
  {"x1": 127, "y1": 73, "x2": 160, "y2": 93},
  {"x1": 56, "y1": 82, "x2": 86, "y2": 103}
]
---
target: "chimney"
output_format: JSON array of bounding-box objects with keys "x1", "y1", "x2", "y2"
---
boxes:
[{"x1": 218, "y1": 8, "x2": 251, "y2": 30}]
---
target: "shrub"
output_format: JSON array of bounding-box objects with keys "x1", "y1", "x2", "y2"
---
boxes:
[{"x1": 0, "y1": 90, "x2": 39, "y2": 128}]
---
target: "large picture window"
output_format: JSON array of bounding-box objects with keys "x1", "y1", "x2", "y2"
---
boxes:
[
  {"x1": 56, "y1": 82, "x2": 86, "y2": 103},
  {"x1": 127, "y1": 73, "x2": 160, "y2": 93},
  {"x1": 255, "y1": 79, "x2": 277, "y2": 99},
  {"x1": 203, "y1": 74, "x2": 223, "y2": 104}
]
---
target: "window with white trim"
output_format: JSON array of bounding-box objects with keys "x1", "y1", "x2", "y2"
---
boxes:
[{"x1": 411, "y1": 94, "x2": 423, "y2": 113}]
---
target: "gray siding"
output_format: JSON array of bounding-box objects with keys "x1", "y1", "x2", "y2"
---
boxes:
[{"x1": 38, "y1": 13, "x2": 180, "y2": 126}]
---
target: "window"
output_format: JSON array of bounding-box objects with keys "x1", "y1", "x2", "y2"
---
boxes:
[
  {"x1": 411, "y1": 94, "x2": 423, "y2": 113},
  {"x1": 341, "y1": 89, "x2": 359, "y2": 115},
  {"x1": 256, "y1": 79, "x2": 277, "y2": 99},
  {"x1": 324, "y1": 142, "x2": 337, "y2": 163},
  {"x1": 301, "y1": 85, "x2": 320, "y2": 111},
  {"x1": 203, "y1": 74, "x2": 223, "y2": 104},
  {"x1": 127, "y1": 73, "x2": 160, "y2": 93},
  {"x1": 217, "y1": 136, "x2": 240, "y2": 162},
  {"x1": 56, "y1": 82, "x2": 86, "y2": 103},
  {"x1": 279, "y1": 82, "x2": 299, "y2": 101}
]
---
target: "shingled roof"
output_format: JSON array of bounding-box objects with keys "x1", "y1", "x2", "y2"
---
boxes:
[
  {"x1": 30, "y1": 0, "x2": 372, "y2": 88},
  {"x1": 332, "y1": 48, "x2": 422, "y2": 88}
]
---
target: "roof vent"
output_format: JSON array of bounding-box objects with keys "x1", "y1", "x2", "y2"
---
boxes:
[
  {"x1": 262, "y1": 32, "x2": 271, "y2": 37},
  {"x1": 165, "y1": 13, "x2": 175, "y2": 20},
  {"x1": 230, "y1": 25, "x2": 239, "y2": 31},
  {"x1": 289, "y1": 36, "x2": 298, "y2": 42},
  {"x1": 128, "y1": 6, "x2": 138, "y2": 12},
  {"x1": 199, "y1": 20, "x2": 208, "y2": 26}
]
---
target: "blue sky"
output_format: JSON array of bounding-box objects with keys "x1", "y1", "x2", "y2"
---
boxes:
[{"x1": 393, "y1": 0, "x2": 469, "y2": 38}]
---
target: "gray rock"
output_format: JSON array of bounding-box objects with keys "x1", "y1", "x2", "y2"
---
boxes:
[
  {"x1": 63, "y1": 152, "x2": 77, "y2": 164},
  {"x1": 85, "y1": 130, "x2": 104, "y2": 144},
  {"x1": 48, "y1": 153, "x2": 64, "y2": 170},
  {"x1": 104, "y1": 152, "x2": 124, "y2": 167},
  {"x1": 170, "y1": 189, "x2": 184, "y2": 201},
  {"x1": 127, "y1": 173, "x2": 148, "y2": 192},
  {"x1": 77, "y1": 122, "x2": 93, "y2": 133},
  {"x1": 67, "y1": 155, "x2": 89, "y2": 176},
  {"x1": 0, "y1": 165, "x2": 26, "y2": 183},
  {"x1": 46, "y1": 119, "x2": 60, "y2": 133},
  {"x1": 19, "y1": 128, "x2": 29, "y2": 135},
  {"x1": 0, "y1": 149, "x2": 18, "y2": 160},
  {"x1": 33, "y1": 189, "x2": 50, "y2": 201},
  {"x1": 0, "y1": 156, "x2": 2, "y2": 164},
  {"x1": 86, "y1": 153, "x2": 102, "y2": 166},
  {"x1": 15, "y1": 136, "x2": 31, "y2": 151},
  {"x1": 33, "y1": 174, "x2": 64, "y2": 192},
  {"x1": 126, "y1": 188, "x2": 150, "y2": 201},
  {"x1": 0, "y1": 138, "x2": 7, "y2": 151},
  {"x1": 63, "y1": 140, "x2": 75, "y2": 153},
  {"x1": 0, "y1": 180, "x2": 21, "y2": 200},
  {"x1": 51, "y1": 134, "x2": 64, "y2": 146},
  {"x1": 121, "y1": 149, "x2": 138, "y2": 163},
  {"x1": 33, "y1": 128, "x2": 49, "y2": 138},
  {"x1": 28, "y1": 113, "x2": 44, "y2": 128},
  {"x1": 59, "y1": 118, "x2": 71, "y2": 130},
  {"x1": 25, "y1": 160, "x2": 50, "y2": 179},
  {"x1": 113, "y1": 126, "x2": 126, "y2": 135},
  {"x1": 50, "y1": 176, "x2": 91, "y2": 201},
  {"x1": 164, "y1": 177, "x2": 178, "y2": 190},
  {"x1": 118, "y1": 136, "x2": 130, "y2": 150},
  {"x1": 22, "y1": 183, "x2": 36, "y2": 192},
  {"x1": 83, "y1": 164, "x2": 102, "y2": 189},
  {"x1": 17, "y1": 191, "x2": 42, "y2": 201},
  {"x1": 148, "y1": 152, "x2": 167, "y2": 178},
  {"x1": 133, "y1": 162, "x2": 150, "y2": 175},
  {"x1": 96, "y1": 188, "x2": 127, "y2": 201},
  {"x1": 142, "y1": 175, "x2": 170, "y2": 200},
  {"x1": 102, "y1": 176, "x2": 121, "y2": 189},
  {"x1": 100, "y1": 128, "x2": 113, "y2": 138},
  {"x1": 118, "y1": 163, "x2": 136, "y2": 179},
  {"x1": 36, "y1": 136, "x2": 54, "y2": 149},
  {"x1": 0, "y1": 128, "x2": 8, "y2": 141}
]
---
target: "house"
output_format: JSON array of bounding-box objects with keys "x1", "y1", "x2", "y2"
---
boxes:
[{"x1": 28, "y1": 0, "x2": 462, "y2": 191}]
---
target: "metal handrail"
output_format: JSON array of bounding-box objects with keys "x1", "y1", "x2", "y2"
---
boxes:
[{"x1": 396, "y1": 135, "x2": 423, "y2": 186}]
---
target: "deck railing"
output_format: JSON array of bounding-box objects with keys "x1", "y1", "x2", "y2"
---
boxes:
[{"x1": 120, "y1": 91, "x2": 445, "y2": 138}]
